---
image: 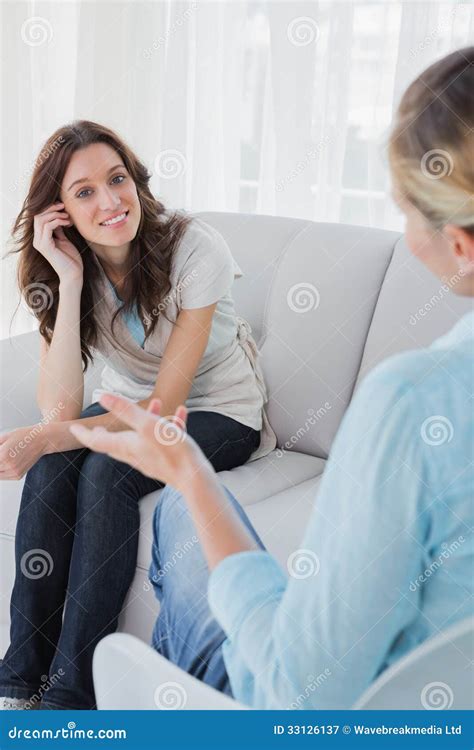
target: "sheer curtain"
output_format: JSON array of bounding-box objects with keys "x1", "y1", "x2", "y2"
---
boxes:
[{"x1": 1, "y1": 0, "x2": 472, "y2": 338}]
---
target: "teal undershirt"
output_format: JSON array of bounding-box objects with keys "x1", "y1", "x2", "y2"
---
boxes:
[{"x1": 107, "y1": 279, "x2": 146, "y2": 349}]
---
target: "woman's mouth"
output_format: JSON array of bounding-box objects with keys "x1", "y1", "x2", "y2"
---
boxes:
[{"x1": 99, "y1": 210, "x2": 129, "y2": 228}]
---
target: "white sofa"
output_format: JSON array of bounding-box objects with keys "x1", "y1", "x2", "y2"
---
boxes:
[{"x1": 1, "y1": 212, "x2": 472, "y2": 654}]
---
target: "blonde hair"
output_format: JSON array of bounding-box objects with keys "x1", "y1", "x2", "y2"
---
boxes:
[{"x1": 389, "y1": 46, "x2": 474, "y2": 232}]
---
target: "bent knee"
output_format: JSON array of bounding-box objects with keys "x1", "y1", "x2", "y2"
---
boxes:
[
  {"x1": 79, "y1": 451, "x2": 128, "y2": 486},
  {"x1": 24, "y1": 450, "x2": 81, "y2": 487},
  {"x1": 152, "y1": 486, "x2": 187, "y2": 537}
]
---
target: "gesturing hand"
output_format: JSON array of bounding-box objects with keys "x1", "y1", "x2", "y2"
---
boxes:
[{"x1": 69, "y1": 394, "x2": 213, "y2": 493}]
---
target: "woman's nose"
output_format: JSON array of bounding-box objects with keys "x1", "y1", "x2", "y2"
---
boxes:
[{"x1": 97, "y1": 185, "x2": 121, "y2": 211}]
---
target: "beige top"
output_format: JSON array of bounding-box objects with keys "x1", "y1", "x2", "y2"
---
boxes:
[{"x1": 90, "y1": 212, "x2": 276, "y2": 462}]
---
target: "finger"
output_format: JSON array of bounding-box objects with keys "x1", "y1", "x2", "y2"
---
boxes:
[
  {"x1": 98, "y1": 393, "x2": 153, "y2": 433},
  {"x1": 172, "y1": 405, "x2": 188, "y2": 428},
  {"x1": 40, "y1": 219, "x2": 71, "y2": 244},
  {"x1": 36, "y1": 210, "x2": 69, "y2": 225},
  {"x1": 37, "y1": 204, "x2": 64, "y2": 218},
  {"x1": 45, "y1": 202, "x2": 65, "y2": 211},
  {"x1": 44, "y1": 218, "x2": 71, "y2": 231},
  {"x1": 147, "y1": 398, "x2": 162, "y2": 416}
]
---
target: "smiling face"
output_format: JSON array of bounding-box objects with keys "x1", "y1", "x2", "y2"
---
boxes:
[{"x1": 59, "y1": 142, "x2": 141, "y2": 255}]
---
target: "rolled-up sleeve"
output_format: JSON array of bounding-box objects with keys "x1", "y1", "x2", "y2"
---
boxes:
[
  {"x1": 207, "y1": 357, "x2": 434, "y2": 710},
  {"x1": 208, "y1": 551, "x2": 287, "y2": 639}
]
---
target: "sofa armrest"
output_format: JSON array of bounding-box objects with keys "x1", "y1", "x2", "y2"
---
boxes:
[
  {"x1": 93, "y1": 633, "x2": 247, "y2": 710},
  {"x1": 0, "y1": 330, "x2": 104, "y2": 431},
  {"x1": 0, "y1": 331, "x2": 42, "y2": 429}
]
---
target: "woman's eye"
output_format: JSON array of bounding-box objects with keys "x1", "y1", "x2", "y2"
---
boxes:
[{"x1": 76, "y1": 175, "x2": 125, "y2": 199}]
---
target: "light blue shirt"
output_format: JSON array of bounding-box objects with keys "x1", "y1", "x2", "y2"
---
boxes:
[
  {"x1": 107, "y1": 280, "x2": 145, "y2": 349},
  {"x1": 208, "y1": 310, "x2": 474, "y2": 709}
]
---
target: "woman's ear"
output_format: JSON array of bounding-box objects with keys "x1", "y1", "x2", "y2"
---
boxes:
[{"x1": 443, "y1": 224, "x2": 474, "y2": 274}]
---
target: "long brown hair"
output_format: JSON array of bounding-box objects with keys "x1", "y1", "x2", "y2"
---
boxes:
[
  {"x1": 6, "y1": 120, "x2": 192, "y2": 371},
  {"x1": 389, "y1": 46, "x2": 474, "y2": 232}
]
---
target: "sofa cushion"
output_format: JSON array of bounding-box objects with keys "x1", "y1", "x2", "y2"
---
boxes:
[
  {"x1": 135, "y1": 450, "x2": 325, "y2": 571},
  {"x1": 245, "y1": 474, "x2": 323, "y2": 567},
  {"x1": 260, "y1": 222, "x2": 400, "y2": 458}
]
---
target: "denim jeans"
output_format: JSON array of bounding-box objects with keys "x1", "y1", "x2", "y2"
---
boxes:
[
  {"x1": 149, "y1": 484, "x2": 265, "y2": 697},
  {"x1": 0, "y1": 402, "x2": 260, "y2": 709}
]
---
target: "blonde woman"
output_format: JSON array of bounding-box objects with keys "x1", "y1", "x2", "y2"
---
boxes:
[
  {"x1": 68, "y1": 47, "x2": 474, "y2": 709},
  {"x1": 0, "y1": 121, "x2": 275, "y2": 710}
]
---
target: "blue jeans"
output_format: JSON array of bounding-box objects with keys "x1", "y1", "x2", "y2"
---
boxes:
[
  {"x1": 0, "y1": 402, "x2": 260, "y2": 709},
  {"x1": 149, "y1": 485, "x2": 265, "y2": 697}
]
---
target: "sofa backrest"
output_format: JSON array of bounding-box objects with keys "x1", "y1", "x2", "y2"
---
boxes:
[
  {"x1": 1, "y1": 213, "x2": 471, "y2": 452},
  {"x1": 199, "y1": 214, "x2": 397, "y2": 458},
  {"x1": 198, "y1": 212, "x2": 473, "y2": 459},
  {"x1": 355, "y1": 235, "x2": 473, "y2": 385}
]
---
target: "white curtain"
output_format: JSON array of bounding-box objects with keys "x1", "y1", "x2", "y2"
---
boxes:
[{"x1": 1, "y1": 0, "x2": 472, "y2": 338}]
